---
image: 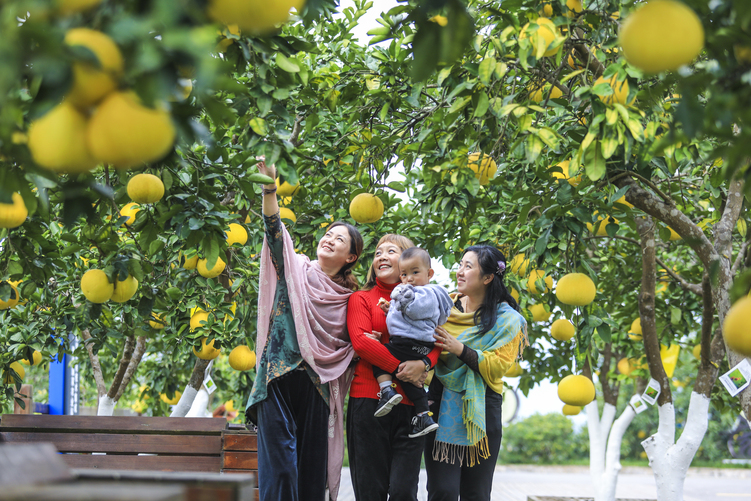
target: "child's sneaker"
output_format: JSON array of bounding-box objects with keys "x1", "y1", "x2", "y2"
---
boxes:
[
  {"x1": 408, "y1": 412, "x2": 439, "y2": 438},
  {"x1": 374, "y1": 384, "x2": 402, "y2": 417}
]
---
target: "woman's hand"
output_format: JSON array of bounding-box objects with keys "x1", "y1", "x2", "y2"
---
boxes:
[
  {"x1": 434, "y1": 325, "x2": 464, "y2": 356},
  {"x1": 256, "y1": 156, "x2": 276, "y2": 182},
  {"x1": 396, "y1": 360, "x2": 428, "y2": 387},
  {"x1": 364, "y1": 330, "x2": 382, "y2": 341}
]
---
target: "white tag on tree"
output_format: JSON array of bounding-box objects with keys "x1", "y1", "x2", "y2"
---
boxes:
[
  {"x1": 641, "y1": 378, "x2": 661, "y2": 405},
  {"x1": 204, "y1": 375, "x2": 217, "y2": 395},
  {"x1": 629, "y1": 394, "x2": 648, "y2": 414},
  {"x1": 719, "y1": 359, "x2": 751, "y2": 397}
]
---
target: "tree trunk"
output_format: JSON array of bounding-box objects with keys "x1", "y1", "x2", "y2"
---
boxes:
[{"x1": 170, "y1": 358, "x2": 211, "y2": 417}]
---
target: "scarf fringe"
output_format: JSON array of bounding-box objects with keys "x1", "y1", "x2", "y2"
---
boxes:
[{"x1": 431, "y1": 437, "x2": 490, "y2": 467}]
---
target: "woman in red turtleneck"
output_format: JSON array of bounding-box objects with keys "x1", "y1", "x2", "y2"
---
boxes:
[{"x1": 346, "y1": 234, "x2": 442, "y2": 501}]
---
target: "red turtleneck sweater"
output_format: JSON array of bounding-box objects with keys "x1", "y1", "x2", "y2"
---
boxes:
[{"x1": 347, "y1": 278, "x2": 442, "y2": 402}]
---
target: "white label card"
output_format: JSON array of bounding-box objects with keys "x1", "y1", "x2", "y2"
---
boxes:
[
  {"x1": 204, "y1": 375, "x2": 217, "y2": 395},
  {"x1": 719, "y1": 359, "x2": 751, "y2": 397},
  {"x1": 641, "y1": 378, "x2": 661, "y2": 406},
  {"x1": 629, "y1": 394, "x2": 648, "y2": 414}
]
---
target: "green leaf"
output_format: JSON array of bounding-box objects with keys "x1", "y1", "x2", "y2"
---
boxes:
[
  {"x1": 670, "y1": 306, "x2": 681, "y2": 325},
  {"x1": 249, "y1": 117, "x2": 268, "y2": 136},
  {"x1": 247, "y1": 173, "x2": 275, "y2": 184},
  {"x1": 449, "y1": 96, "x2": 472, "y2": 114},
  {"x1": 584, "y1": 141, "x2": 606, "y2": 181},
  {"x1": 166, "y1": 287, "x2": 183, "y2": 300},
  {"x1": 473, "y1": 91, "x2": 489, "y2": 118},
  {"x1": 276, "y1": 53, "x2": 300, "y2": 73},
  {"x1": 478, "y1": 57, "x2": 495, "y2": 85},
  {"x1": 388, "y1": 181, "x2": 406, "y2": 192}
]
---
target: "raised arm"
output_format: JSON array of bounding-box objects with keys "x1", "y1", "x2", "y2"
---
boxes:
[{"x1": 257, "y1": 159, "x2": 279, "y2": 217}]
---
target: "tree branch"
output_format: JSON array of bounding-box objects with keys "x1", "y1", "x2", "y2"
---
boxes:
[
  {"x1": 571, "y1": 29, "x2": 606, "y2": 78},
  {"x1": 732, "y1": 240, "x2": 750, "y2": 278},
  {"x1": 290, "y1": 114, "x2": 304, "y2": 147},
  {"x1": 600, "y1": 342, "x2": 619, "y2": 406},
  {"x1": 113, "y1": 336, "x2": 147, "y2": 402},
  {"x1": 107, "y1": 334, "x2": 135, "y2": 400},
  {"x1": 81, "y1": 329, "x2": 106, "y2": 398}
]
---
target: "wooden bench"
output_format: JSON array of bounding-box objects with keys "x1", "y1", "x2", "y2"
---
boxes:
[{"x1": 0, "y1": 415, "x2": 228, "y2": 472}]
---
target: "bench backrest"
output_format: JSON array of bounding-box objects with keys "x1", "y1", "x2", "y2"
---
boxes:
[{"x1": 0, "y1": 414, "x2": 228, "y2": 473}]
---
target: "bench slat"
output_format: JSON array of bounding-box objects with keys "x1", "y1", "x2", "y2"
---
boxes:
[
  {"x1": 0, "y1": 415, "x2": 227, "y2": 435},
  {"x1": 1, "y1": 432, "x2": 222, "y2": 455},
  {"x1": 221, "y1": 452, "x2": 257, "y2": 470},
  {"x1": 222, "y1": 434, "x2": 257, "y2": 452},
  {"x1": 61, "y1": 454, "x2": 222, "y2": 472}
]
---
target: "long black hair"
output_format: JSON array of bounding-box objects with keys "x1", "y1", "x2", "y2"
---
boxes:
[{"x1": 464, "y1": 245, "x2": 520, "y2": 335}]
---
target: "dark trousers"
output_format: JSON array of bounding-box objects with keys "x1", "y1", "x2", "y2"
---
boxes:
[
  {"x1": 256, "y1": 369, "x2": 328, "y2": 501},
  {"x1": 347, "y1": 397, "x2": 424, "y2": 501},
  {"x1": 424, "y1": 379, "x2": 503, "y2": 501},
  {"x1": 372, "y1": 336, "x2": 433, "y2": 414}
]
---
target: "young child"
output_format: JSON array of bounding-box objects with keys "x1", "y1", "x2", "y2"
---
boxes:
[{"x1": 373, "y1": 247, "x2": 453, "y2": 438}]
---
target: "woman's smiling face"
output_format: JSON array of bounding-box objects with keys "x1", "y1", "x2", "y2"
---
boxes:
[
  {"x1": 372, "y1": 242, "x2": 403, "y2": 284},
  {"x1": 316, "y1": 225, "x2": 356, "y2": 268},
  {"x1": 456, "y1": 251, "x2": 491, "y2": 296}
]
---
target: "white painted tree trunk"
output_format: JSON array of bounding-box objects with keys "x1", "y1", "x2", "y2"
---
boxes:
[
  {"x1": 642, "y1": 392, "x2": 710, "y2": 501},
  {"x1": 170, "y1": 386, "x2": 198, "y2": 417},
  {"x1": 586, "y1": 401, "x2": 637, "y2": 501},
  {"x1": 186, "y1": 387, "x2": 211, "y2": 417},
  {"x1": 97, "y1": 395, "x2": 116, "y2": 416}
]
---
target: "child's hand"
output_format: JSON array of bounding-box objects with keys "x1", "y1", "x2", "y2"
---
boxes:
[{"x1": 378, "y1": 297, "x2": 390, "y2": 314}]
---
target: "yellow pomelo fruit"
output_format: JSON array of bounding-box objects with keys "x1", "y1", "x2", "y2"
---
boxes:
[
  {"x1": 225, "y1": 400, "x2": 235, "y2": 412},
  {"x1": 207, "y1": 0, "x2": 306, "y2": 34},
  {"x1": 64, "y1": 28, "x2": 124, "y2": 108},
  {"x1": 520, "y1": 18, "x2": 561, "y2": 57},
  {"x1": 510, "y1": 288, "x2": 520, "y2": 302},
  {"x1": 550, "y1": 318, "x2": 575, "y2": 341},
  {"x1": 120, "y1": 202, "x2": 140, "y2": 226},
  {"x1": 0, "y1": 193, "x2": 28, "y2": 229},
  {"x1": 87, "y1": 92, "x2": 176, "y2": 169},
  {"x1": 509, "y1": 254, "x2": 529, "y2": 276},
  {"x1": 190, "y1": 308, "x2": 210, "y2": 331},
  {"x1": 660, "y1": 344, "x2": 680, "y2": 378},
  {"x1": 692, "y1": 344, "x2": 701, "y2": 360},
  {"x1": 614, "y1": 195, "x2": 633, "y2": 208},
  {"x1": 539, "y1": 3, "x2": 554, "y2": 17},
  {"x1": 110, "y1": 275, "x2": 138, "y2": 303},
  {"x1": 735, "y1": 45, "x2": 751, "y2": 64},
  {"x1": 594, "y1": 75, "x2": 632, "y2": 106},
  {"x1": 276, "y1": 178, "x2": 300, "y2": 197},
  {"x1": 160, "y1": 390, "x2": 182, "y2": 405},
  {"x1": 527, "y1": 269, "x2": 553, "y2": 294},
  {"x1": 27, "y1": 102, "x2": 98, "y2": 174},
  {"x1": 20, "y1": 350, "x2": 43, "y2": 366},
  {"x1": 182, "y1": 254, "x2": 199, "y2": 270},
  {"x1": 557, "y1": 374, "x2": 595, "y2": 406},
  {"x1": 244, "y1": 213, "x2": 251, "y2": 224},
  {"x1": 197, "y1": 256, "x2": 226, "y2": 279},
  {"x1": 617, "y1": 358, "x2": 634, "y2": 376},
  {"x1": 666, "y1": 227, "x2": 681, "y2": 241},
  {"x1": 565, "y1": 0, "x2": 583, "y2": 17},
  {"x1": 226, "y1": 223, "x2": 248, "y2": 246},
  {"x1": 723, "y1": 296, "x2": 751, "y2": 356},
  {"x1": 193, "y1": 337, "x2": 221, "y2": 360},
  {"x1": 562, "y1": 404, "x2": 581, "y2": 416},
  {"x1": 505, "y1": 362, "x2": 523, "y2": 378},
  {"x1": 529, "y1": 303, "x2": 551, "y2": 323},
  {"x1": 56, "y1": 0, "x2": 102, "y2": 15},
  {"x1": 556, "y1": 273, "x2": 596, "y2": 306},
  {"x1": 279, "y1": 207, "x2": 297, "y2": 224},
  {"x1": 228, "y1": 345, "x2": 256, "y2": 371},
  {"x1": 738, "y1": 219, "x2": 748, "y2": 237},
  {"x1": 80, "y1": 269, "x2": 113, "y2": 303},
  {"x1": 4, "y1": 362, "x2": 25, "y2": 384},
  {"x1": 530, "y1": 85, "x2": 563, "y2": 103},
  {"x1": 0, "y1": 283, "x2": 20, "y2": 310},
  {"x1": 467, "y1": 152, "x2": 498, "y2": 185},
  {"x1": 550, "y1": 160, "x2": 581, "y2": 186},
  {"x1": 149, "y1": 313, "x2": 166, "y2": 330},
  {"x1": 587, "y1": 213, "x2": 618, "y2": 236},
  {"x1": 630, "y1": 317, "x2": 642, "y2": 335},
  {"x1": 127, "y1": 173, "x2": 165, "y2": 203},
  {"x1": 349, "y1": 193, "x2": 384, "y2": 223},
  {"x1": 619, "y1": 0, "x2": 704, "y2": 74}
]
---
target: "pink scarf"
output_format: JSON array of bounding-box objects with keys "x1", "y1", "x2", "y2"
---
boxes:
[{"x1": 256, "y1": 221, "x2": 355, "y2": 501}]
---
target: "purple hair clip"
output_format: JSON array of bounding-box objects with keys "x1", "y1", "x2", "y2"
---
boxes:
[{"x1": 497, "y1": 260, "x2": 506, "y2": 274}]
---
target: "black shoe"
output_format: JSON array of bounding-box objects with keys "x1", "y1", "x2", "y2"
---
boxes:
[
  {"x1": 409, "y1": 413, "x2": 439, "y2": 438},
  {"x1": 374, "y1": 384, "x2": 402, "y2": 417}
]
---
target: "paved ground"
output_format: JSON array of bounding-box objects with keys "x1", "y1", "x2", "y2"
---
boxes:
[{"x1": 337, "y1": 465, "x2": 751, "y2": 501}]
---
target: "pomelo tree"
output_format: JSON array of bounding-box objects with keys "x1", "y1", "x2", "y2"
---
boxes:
[{"x1": 1, "y1": 1, "x2": 750, "y2": 500}]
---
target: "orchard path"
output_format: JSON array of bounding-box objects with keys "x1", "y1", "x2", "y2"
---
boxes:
[{"x1": 337, "y1": 465, "x2": 751, "y2": 501}]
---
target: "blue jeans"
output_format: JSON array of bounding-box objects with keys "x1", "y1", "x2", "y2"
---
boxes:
[{"x1": 256, "y1": 369, "x2": 328, "y2": 501}]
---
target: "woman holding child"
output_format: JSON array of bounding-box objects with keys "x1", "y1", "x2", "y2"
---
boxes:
[
  {"x1": 346, "y1": 235, "x2": 443, "y2": 501},
  {"x1": 426, "y1": 245, "x2": 528, "y2": 500},
  {"x1": 244, "y1": 159, "x2": 363, "y2": 501}
]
